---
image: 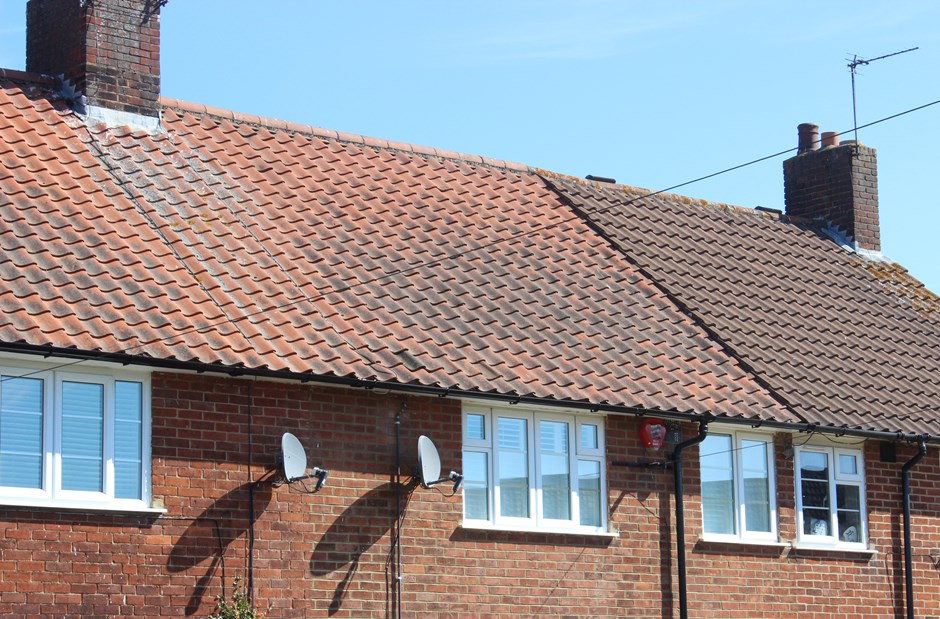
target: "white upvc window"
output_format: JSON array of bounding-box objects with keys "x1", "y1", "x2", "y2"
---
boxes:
[
  {"x1": 699, "y1": 430, "x2": 777, "y2": 542},
  {"x1": 462, "y1": 405, "x2": 607, "y2": 534},
  {"x1": 795, "y1": 444, "x2": 866, "y2": 547},
  {"x1": 0, "y1": 363, "x2": 152, "y2": 511}
]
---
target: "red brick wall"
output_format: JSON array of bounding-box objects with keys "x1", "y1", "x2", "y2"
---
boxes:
[
  {"x1": 783, "y1": 143, "x2": 880, "y2": 251},
  {"x1": 1, "y1": 372, "x2": 938, "y2": 618},
  {"x1": 26, "y1": 0, "x2": 161, "y2": 117}
]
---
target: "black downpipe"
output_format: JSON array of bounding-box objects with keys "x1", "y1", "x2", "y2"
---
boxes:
[
  {"x1": 247, "y1": 381, "x2": 255, "y2": 606},
  {"x1": 902, "y1": 438, "x2": 927, "y2": 619},
  {"x1": 672, "y1": 417, "x2": 709, "y2": 619},
  {"x1": 394, "y1": 403, "x2": 404, "y2": 619}
]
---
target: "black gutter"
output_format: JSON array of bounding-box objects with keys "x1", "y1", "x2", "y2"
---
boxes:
[
  {"x1": 0, "y1": 343, "x2": 935, "y2": 444},
  {"x1": 902, "y1": 438, "x2": 928, "y2": 619},
  {"x1": 671, "y1": 416, "x2": 710, "y2": 619}
]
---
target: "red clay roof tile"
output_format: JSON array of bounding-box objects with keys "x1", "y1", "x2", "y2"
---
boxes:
[{"x1": 0, "y1": 83, "x2": 796, "y2": 422}]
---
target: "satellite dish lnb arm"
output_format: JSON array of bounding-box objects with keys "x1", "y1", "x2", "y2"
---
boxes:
[
  {"x1": 424, "y1": 471, "x2": 463, "y2": 493},
  {"x1": 286, "y1": 467, "x2": 329, "y2": 492}
]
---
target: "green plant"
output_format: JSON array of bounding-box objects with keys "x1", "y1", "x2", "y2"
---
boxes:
[{"x1": 207, "y1": 576, "x2": 264, "y2": 619}]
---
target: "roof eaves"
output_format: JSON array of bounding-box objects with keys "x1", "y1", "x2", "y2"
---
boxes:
[
  {"x1": 3, "y1": 341, "x2": 933, "y2": 443},
  {"x1": 159, "y1": 97, "x2": 534, "y2": 176}
]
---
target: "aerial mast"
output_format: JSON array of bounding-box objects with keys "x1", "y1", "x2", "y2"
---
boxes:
[{"x1": 848, "y1": 47, "x2": 918, "y2": 145}]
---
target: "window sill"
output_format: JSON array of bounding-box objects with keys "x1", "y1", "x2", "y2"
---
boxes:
[
  {"x1": 0, "y1": 497, "x2": 166, "y2": 516},
  {"x1": 698, "y1": 536, "x2": 789, "y2": 548},
  {"x1": 460, "y1": 522, "x2": 618, "y2": 538},
  {"x1": 790, "y1": 542, "x2": 876, "y2": 555}
]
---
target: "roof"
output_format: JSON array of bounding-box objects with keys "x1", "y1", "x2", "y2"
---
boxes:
[
  {"x1": 547, "y1": 176, "x2": 940, "y2": 435},
  {"x1": 0, "y1": 77, "x2": 791, "y2": 422}
]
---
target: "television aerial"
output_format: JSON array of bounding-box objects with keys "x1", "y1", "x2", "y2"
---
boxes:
[
  {"x1": 847, "y1": 47, "x2": 918, "y2": 144},
  {"x1": 416, "y1": 435, "x2": 462, "y2": 492},
  {"x1": 278, "y1": 432, "x2": 329, "y2": 491}
]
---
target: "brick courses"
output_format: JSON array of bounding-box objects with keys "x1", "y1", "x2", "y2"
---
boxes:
[
  {"x1": 783, "y1": 142, "x2": 881, "y2": 251},
  {"x1": 26, "y1": 0, "x2": 161, "y2": 118},
  {"x1": 2, "y1": 372, "x2": 937, "y2": 618}
]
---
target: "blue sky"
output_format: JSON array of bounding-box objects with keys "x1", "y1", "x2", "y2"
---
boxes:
[{"x1": 1, "y1": 1, "x2": 937, "y2": 293}]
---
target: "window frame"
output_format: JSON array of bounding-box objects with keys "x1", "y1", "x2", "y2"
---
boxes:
[
  {"x1": 794, "y1": 443, "x2": 867, "y2": 549},
  {"x1": 461, "y1": 405, "x2": 608, "y2": 535},
  {"x1": 0, "y1": 361, "x2": 153, "y2": 512},
  {"x1": 699, "y1": 429, "x2": 778, "y2": 543}
]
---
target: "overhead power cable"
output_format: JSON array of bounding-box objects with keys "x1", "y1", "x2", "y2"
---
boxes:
[
  {"x1": 643, "y1": 97, "x2": 940, "y2": 200},
  {"x1": 2, "y1": 97, "x2": 939, "y2": 384}
]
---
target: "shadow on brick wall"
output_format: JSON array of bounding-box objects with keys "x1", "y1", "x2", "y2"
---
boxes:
[
  {"x1": 167, "y1": 481, "x2": 273, "y2": 615},
  {"x1": 310, "y1": 480, "x2": 415, "y2": 616}
]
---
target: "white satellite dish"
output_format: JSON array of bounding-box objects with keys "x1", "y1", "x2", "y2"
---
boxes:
[
  {"x1": 417, "y1": 435, "x2": 463, "y2": 492},
  {"x1": 418, "y1": 435, "x2": 442, "y2": 488},
  {"x1": 282, "y1": 432, "x2": 308, "y2": 482},
  {"x1": 280, "y1": 432, "x2": 329, "y2": 491}
]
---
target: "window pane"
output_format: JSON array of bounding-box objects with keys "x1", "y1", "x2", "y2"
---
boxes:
[
  {"x1": 804, "y1": 507, "x2": 831, "y2": 536},
  {"x1": 801, "y1": 479, "x2": 829, "y2": 507},
  {"x1": 741, "y1": 439, "x2": 771, "y2": 533},
  {"x1": 800, "y1": 452, "x2": 829, "y2": 480},
  {"x1": 580, "y1": 424, "x2": 598, "y2": 450},
  {"x1": 837, "y1": 484, "x2": 862, "y2": 542},
  {"x1": 114, "y1": 381, "x2": 143, "y2": 500},
  {"x1": 463, "y1": 451, "x2": 489, "y2": 520},
  {"x1": 466, "y1": 414, "x2": 485, "y2": 441},
  {"x1": 61, "y1": 381, "x2": 103, "y2": 492},
  {"x1": 540, "y1": 421, "x2": 570, "y2": 520},
  {"x1": 0, "y1": 376, "x2": 44, "y2": 489},
  {"x1": 836, "y1": 483, "x2": 860, "y2": 510},
  {"x1": 498, "y1": 417, "x2": 529, "y2": 518},
  {"x1": 700, "y1": 434, "x2": 735, "y2": 535},
  {"x1": 839, "y1": 454, "x2": 858, "y2": 476},
  {"x1": 578, "y1": 460, "x2": 601, "y2": 527},
  {"x1": 801, "y1": 451, "x2": 831, "y2": 536}
]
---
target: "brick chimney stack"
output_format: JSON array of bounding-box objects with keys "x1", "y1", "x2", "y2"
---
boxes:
[
  {"x1": 26, "y1": 0, "x2": 162, "y2": 123},
  {"x1": 783, "y1": 123, "x2": 880, "y2": 252}
]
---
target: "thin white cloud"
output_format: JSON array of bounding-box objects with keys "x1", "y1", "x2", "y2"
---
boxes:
[
  {"x1": 474, "y1": 20, "x2": 681, "y2": 61},
  {"x1": 444, "y1": 1, "x2": 741, "y2": 65},
  {"x1": 781, "y1": 2, "x2": 936, "y2": 45}
]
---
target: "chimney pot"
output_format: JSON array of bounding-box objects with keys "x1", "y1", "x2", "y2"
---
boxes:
[
  {"x1": 821, "y1": 132, "x2": 840, "y2": 148},
  {"x1": 797, "y1": 123, "x2": 820, "y2": 153}
]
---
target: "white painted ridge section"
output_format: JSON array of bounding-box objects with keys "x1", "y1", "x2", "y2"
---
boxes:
[{"x1": 85, "y1": 104, "x2": 163, "y2": 133}]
